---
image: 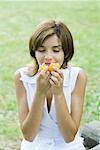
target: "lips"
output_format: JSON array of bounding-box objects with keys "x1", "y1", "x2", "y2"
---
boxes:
[
  {"x1": 45, "y1": 63, "x2": 51, "y2": 66},
  {"x1": 44, "y1": 62, "x2": 52, "y2": 66},
  {"x1": 38, "y1": 62, "x2": 60, "y2": 72}
]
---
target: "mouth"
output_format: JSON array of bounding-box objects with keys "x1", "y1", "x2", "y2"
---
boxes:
[
  {"x1": 45, "y1": 63, "x2": 51, "y2": 66},
  {"x1": 44, "y1": 62, "x2": 52, "y2": 66}
]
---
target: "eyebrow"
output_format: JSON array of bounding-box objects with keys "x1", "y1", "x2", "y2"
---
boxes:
[{"x1": 40, "y1": 45, "x2": 62, "y2": 48}]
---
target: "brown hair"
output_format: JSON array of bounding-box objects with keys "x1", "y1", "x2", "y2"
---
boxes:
[{"x1": 29, "y1": 20, "x2": 74, "y2": 69}]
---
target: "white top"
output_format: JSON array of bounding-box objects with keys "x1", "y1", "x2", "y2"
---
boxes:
[{"x1": 18, "y1": 66, "x2": 85, "y2": 150}]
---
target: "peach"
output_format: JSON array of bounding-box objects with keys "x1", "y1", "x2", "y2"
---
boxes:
[
  {"x1": 38, "y1": 63, "x2": 45, "y2": 72},
  {"x1": 38, "y1": 63, "x2": 60, "y2": 72},
  {"x1": 48, "y1": 63, "x2": 60, "y2": 72}
]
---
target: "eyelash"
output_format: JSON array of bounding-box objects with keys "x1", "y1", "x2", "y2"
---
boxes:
[
  {"x1": 37, "y1": 48, "x2": 60, "y2": 53},
  {"x1": 53, "y1": 50, "x2": 60, "y2": 52},
  {"x1": 38, "y1": 49, "x2": 45, "y2": 52}
]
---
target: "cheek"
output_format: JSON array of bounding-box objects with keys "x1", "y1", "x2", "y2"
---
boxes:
[
  {"x1": 35, "y1": 53, "x2": 41, "y2": 63},
  {"x1": 60, "y1": 57, "x2": 64, "y2": 66},
  {"x1": 35, "y1": 52, "x2": 45, "y2": 65},
  {"x1": 59, "y1": 52, "x2": 64, "y2": 65}
]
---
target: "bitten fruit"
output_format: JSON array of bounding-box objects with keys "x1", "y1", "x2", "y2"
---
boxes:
[{"x1": 38, "y1": 63, "x2": 60, "y2": 72}]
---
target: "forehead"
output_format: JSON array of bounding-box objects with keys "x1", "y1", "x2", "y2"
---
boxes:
[{"x1": 42, "y1": 34, "x2": 61, "y2": 47}]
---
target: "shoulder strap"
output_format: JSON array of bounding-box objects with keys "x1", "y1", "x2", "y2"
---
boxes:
[{"x1": 69, "y1": 67, "x2": 81, "y2": 92}]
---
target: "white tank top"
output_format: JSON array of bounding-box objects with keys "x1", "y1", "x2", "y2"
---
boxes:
[{"x1": 18, "y1": 66, "x2": 85, "y2": 150}]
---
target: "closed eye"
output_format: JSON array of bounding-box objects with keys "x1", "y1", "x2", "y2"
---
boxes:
[
  {"x1": 53, "y1": 50, "x2": 60, "y2": 52},
  {"x1": 53, "y1": 47, "x2": 61, "y2": 52},
  {"x1": 37, "y1": 49, "x2": 46, "y2": 52},
  {"x1": 53, "y1": 46, "x2": 62, "y2": 52}
]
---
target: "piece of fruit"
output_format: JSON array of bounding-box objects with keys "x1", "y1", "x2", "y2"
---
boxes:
[
  {"x1": 48, "y1": 63, "x2": 60, "y2": 72},
  {"x1": 38, "y1": 63, "x2": 60, "y2": 72},
  {"x1": 38, "y1": 63, "x2": 45, "y2": 72}
]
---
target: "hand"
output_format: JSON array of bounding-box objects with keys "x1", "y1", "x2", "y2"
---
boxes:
[
  {"x1": 36, "y1": 66, "x2": 51, "y2": 95},
  {"x1": 49, "y1": 67, "x2": 64, "y2": 95}
]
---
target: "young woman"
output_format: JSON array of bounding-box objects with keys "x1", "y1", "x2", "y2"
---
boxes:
[{"x1": 14, "y1": 20, "x2": 87, "y2": 150}]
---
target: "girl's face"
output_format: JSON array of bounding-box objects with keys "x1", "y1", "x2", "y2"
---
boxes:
[{"x1": 35, "y1": 34, "x2": 64, "y2": 67}]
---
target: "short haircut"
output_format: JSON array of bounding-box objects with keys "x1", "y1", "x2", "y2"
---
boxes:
[{"x1": 29, "y1": 20, "x2": 74, "y2": 68}]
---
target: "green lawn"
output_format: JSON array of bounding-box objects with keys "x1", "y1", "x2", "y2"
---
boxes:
[{"x1": 0, "y1": 0, "x2": 99, "y2": 148}]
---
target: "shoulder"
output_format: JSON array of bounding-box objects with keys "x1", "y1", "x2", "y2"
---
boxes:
[
  {"x1": 69, "y1": 66, "x2": 87, "y2": 92},
  {"x1": 14, "y1": 67, "x2": 28, "y2": 81},
  {"x1": 78, "y1": 67, "x2": 87, "y2": 84},
  {"x1": 14, "y1": 68, "x2": 26, "y2": 95},
  {"x1": 13, "y1": 68, "x2": 26, "y2": 86},
  {"x1": 13, "y1": 68, "x2": 21, "y2": 83},
  {"x1": 73, "y1": 67, "x2": 87, "y2": 91},
  {"x1": 71, "y1": 67, "x2": 87, "y2": 97},
  {"x1": 70, "y1": 66, "x2": 87, "y2": 81}
]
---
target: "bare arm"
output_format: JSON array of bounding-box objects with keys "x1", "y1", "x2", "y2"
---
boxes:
[
  {"x1": 50, "y1": 68, "x2": 87, "y2": 143},
  {"x1": 14, "y1": 69, "x2": 49, "y2": 142}
]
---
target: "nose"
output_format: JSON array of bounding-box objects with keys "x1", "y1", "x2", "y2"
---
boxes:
[
  {"x1": 44, "y1": 52, "x2": 53, "y2": 62},
  {"x1": 45, "y1": 57, "x2": 52, "y2": 62}
]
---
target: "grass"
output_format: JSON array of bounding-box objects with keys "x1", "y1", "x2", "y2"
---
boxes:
[{"x1": 0, "y1": 0, "x2": 100, "y2": 148}]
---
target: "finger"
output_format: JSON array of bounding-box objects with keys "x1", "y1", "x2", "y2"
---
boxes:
[
  {"x1": 59, "y1": 73, "x2": 64, "y2": 79},
  {"x1": 52, "y1": 67, "x2": 64, "y2": 79},
  {"x1": 41, "y1": 65, "x2": 48, "y2": 74},
  {"x1": 50, "y1": 75, "x2": 59, "y2": 84},
  {"x1": 47, "y1": 82, "x2": 51, "y2": 89},
  {"x1": 52, "y1": 66, "x2": 59, "y2": 72},
  {"x1": 44, "y1": 65, "x2": 49, "y2": 72},
  {"x1": 45, "y1": 71, "x2": 51, "y2": 80},
  {"x1": 50, "y1": 71, "x2": 61, "y2": 80},
  {"x1": 39, "y1": 66, "x2": 48, "y2": 76},
  {"x1": 49, "y1": 79, "x2": 55, "y2": 86}
]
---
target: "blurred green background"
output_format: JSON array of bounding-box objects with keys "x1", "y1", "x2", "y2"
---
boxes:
[{"x1": 0, "y1": 0, "x2": 100, "y2": 149}]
